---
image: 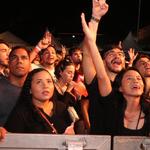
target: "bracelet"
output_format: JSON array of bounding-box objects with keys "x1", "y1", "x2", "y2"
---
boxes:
[
  {"x1": 35, "y1": 45, "x2": 41, "y2": 53},
  {"x1": 91, "y1": 16, "x2": 100, "y2": 23}
]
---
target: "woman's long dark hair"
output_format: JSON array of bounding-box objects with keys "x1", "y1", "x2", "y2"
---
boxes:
[
  {"x1": 55, "y1": 57, "x2": 74, "y2": 79},
  {"x1": 113, "y1": 67, "x2": 149, "y2": 114},
  {"x1": 16, "y1": 68, "x2": 52, "y2": 106}
]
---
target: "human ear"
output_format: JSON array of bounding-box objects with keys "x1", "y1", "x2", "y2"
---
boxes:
[
  {"x1": 30, "y1": 89, "x2": 32, "y2": 94},
  {"x1": 119, "y1": 86, "x2": 122, "y2": 92}
]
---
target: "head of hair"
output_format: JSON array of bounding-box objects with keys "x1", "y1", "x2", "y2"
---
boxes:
[
  {"x1": 55, "y1": 57, "x2": 74, "y2": 79},
  {"x1": 0, "y1": 39, "x2": 10, "y2": 48},
  {"x1": 113, "y1": 67, "x2": 149, "y2": 113},
  {"x1": 17, "y1": 68, "x2": 51, "y2": 105},
  {"x1": 9, "y1": 46, "x2": 30, "y2": 60},
  {"x1": 100, "y1": 41, "x2": 123, "y2": 59},
  {"x1": 39, "y1": 44, "x2": 56, "y2": 58},
  {"x1": 133, "y1": 53, "x2": 150, "y2": 67},
  {"x1": 68, "y1": 46, "x2": 82, "y2": 56},
  {"x1": 113, "y1": 67, "x2": 145, "y2": 92}
]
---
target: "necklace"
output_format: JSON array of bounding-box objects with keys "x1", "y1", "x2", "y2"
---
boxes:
[{"x1": 136, "y1": 109, "x2": 142, "y2": 130}]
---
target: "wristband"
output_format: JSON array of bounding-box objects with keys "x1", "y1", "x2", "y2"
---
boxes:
[
  {"x1": 91, "y1": 16, "x2": 100, "y2": 23},
  {"x1": 35, "y1": 45, "x2": 41, "y2": 53}
]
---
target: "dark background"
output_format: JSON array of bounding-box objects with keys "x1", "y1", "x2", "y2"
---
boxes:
[{"x1": 0, "y1": 0, "x2": 149, "y2": 47}]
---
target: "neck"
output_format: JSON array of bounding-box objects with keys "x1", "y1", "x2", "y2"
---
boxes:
[
  {"x1": 33, "y1": 99, "x2": 53, "y2": 116},
  {"x1": 0, "y1": 65, "x2": 6, "y2": 75},
  {"x1": 42, "y1": 63, "x2": 55, "y2": 70},
  {"x1": 144, "y1": 77, "x2": 150, "y2": 94},
  {"x1": 75, "y1": 64, "x2": 81, "y2": 71},
  {"x1": 8, "y1": 74, "x2": 27, "y2": 87},
  {"x1": 33, "y1": 99, "x2": 49, "y2": 108},
  {"x1": 124, "y1": 95, "x2": 141, "y2": 112},
  {"x1": 106, "y1": 70, "x2": 117, "y2": 82}
]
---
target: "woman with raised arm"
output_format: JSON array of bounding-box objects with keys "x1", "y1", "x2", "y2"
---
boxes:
[{"x1": 81, "y1": 1, "x2": 150, "y2": 136}]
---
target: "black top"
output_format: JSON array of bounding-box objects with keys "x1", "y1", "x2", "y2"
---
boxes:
[
  {"x1": 86, "y1": 76, "x2": 150, "y2": 136},
  {"x1": 0, "y1": 75, "x2": 21, "y2": 126},
  {"x1": 4, "y1": 100, "x2": 71, "y2": 134},
  {"x1": 86, "y1": 76, "x2": 114, "y2": 135}
]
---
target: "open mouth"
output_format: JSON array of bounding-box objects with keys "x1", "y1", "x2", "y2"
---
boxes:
[{"x1": 112, "y1": 59, "x2": 122, "y2": 65}]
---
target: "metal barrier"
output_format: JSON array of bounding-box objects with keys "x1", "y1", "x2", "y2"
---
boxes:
[
  {"x1": 0, "y1": 133, "x2": 111, "y2": 150},
  {"x1": 113, "y1": 136, "x2": 150, "y2": 150}
]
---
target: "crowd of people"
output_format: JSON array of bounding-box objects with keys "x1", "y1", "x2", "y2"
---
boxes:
[{"x1": 0, "y1": 0, "x2": 149, "y2": 140}]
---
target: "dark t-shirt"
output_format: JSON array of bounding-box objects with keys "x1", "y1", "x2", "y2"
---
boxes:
[
  {"x1": 86, "y1": 76, "x2": 113, "y2": 135},
  {"x1": 86, "y1": 76, "x2": 150, "y2": 136},
  {"x1": 4, "y1": 100, "x2": 71, "y2": 134},
  {"x1": 0, "y1": 76, "x2": 21, "y2": 126}
]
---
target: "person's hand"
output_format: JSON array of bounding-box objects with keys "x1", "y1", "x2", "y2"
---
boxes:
[
  {"x1": 0, "y1": 127, "x2": 7, "y2": 140},
  {"x1": 66, "y1": 81, "x2": 77, "y2": 93},
  {"x1": 92, "y1": 0, "x2": 109, "y2": 20},
  {"x1": 127, "y1": 48, "x2": 138, "y2": 67},
  {"x1": 74, "y1": 81, "x2": 88, "y2": 97},
  {"x1": 36, "y1": 30, "x2": 52, "y2": 50},
  {"x1": 64, "y1": 122, "x2": 75, "y2": 135},
  {"x1": 81, "y1": 13, "x2": 96, "y2": 42}
]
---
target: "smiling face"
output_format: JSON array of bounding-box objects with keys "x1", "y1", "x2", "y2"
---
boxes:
[
  {"x1": 119, "y1": 70, "x2": 144, "y2": 97},
  {"x1": 31, "y1": 70, "x2": 54, "y2": 103},
  {"x1": 104, "y1": 48, "x2": 125, "y2": 73},
  {"x1": 135, "y1": 57, "x2": 150, "y2": 78},
  {"x1": 41, "y1": 46, "x2": 57, "y2": 66}
]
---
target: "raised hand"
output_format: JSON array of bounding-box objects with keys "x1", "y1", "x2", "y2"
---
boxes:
[
  {"x1": 0, "y1": 127, "x2": 7, "y2": 140},
  {"x1": 127, "y1": 48, "x2": 138, "y2": 67},
  {"x1": 64, "y1": 122, "x2": 75, "y2": 135},
  {"x1": 92, "y1": 0, "x2": 109, "y2": 20},
  {"x1": 81, "y1": 13, "x2": 95, "y2": 42},
  {"x1": 37, "y1": 30, "x2": 52, "y2": 50}
]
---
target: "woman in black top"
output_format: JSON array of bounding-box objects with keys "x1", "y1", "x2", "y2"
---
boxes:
[
  {"x1": 81, "y1": 10, "x2": 150, "y2": 136},
  {"x1": 4, "y1": 68, "x2": 74, "y2": 134}
]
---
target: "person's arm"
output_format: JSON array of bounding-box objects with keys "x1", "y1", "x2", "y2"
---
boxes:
[
  {"x1": 0, "y1": 127, "x2": 7, "y2": 140},
  {"x1": 82, "y1": 0, "x2": 108, "y2": 85},
  {"x1": 80, "y1": 98, "x2": 90, "y2": 130},
  {"x1": 127, "y1": 48, "x2": 138, "y2": 67},
  {"x1": 81, "y1": 0, "x2": 111, "y2": 97},
  {"x1": 30, "y1": 30, "x2": 51, "y2": 63}
]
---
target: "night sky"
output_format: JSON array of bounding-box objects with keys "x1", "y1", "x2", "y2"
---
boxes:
[{"x1": 0, "y1": 0, "x2": 149, "y2": 47}]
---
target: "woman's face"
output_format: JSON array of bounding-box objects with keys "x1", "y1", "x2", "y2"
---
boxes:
[
  {"x1": 60, "y1": 65, "x2": 75, "y2": 84},
  {"x1": 119, "y1": 70, "x2": 144, "y2": 97},
  {"x1": 31, "y1": 70, "x2": 54, "y2": 103}
]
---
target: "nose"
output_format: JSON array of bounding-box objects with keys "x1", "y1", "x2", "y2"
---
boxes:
[
  {"x1": 145, "y1": 61, "x2": 150, "y2": 67},
  {"x1": 16, "y1": 57, "x2": 23, "y2": 63},
  {"x1": 42, "y1": 81, "x2": 49, "y2": 87}
]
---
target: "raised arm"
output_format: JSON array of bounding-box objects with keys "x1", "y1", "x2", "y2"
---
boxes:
[
  {"x1": 81, "y1": 0, "x2": 111, "y2": 96},
  {"x1": 30, "y1": 30, "x2": 51, "y2": 63},
  {"x1": 82, "y1": 0, "x2": 109, "y2": 84}
]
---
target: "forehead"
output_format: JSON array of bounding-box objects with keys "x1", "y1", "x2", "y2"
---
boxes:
[
  {"x1": 124, "y1": 70, "x2": 141, "y2": 77},
  {"x1": 33, "y1": 71, "x2": 52, "y2": 79},
  {"x1": 137, "y1": 57, "x2": 149, "y2": 63},
  {"x1": 108, "y1": 48, "x2": 123, "y2": 53},
  {"x1": 10, "y1": 48, "x2": 29, "y2": 56},
  {"x1": 0, "y1": 43, "x2": 9, "y2": 49},
  {"x1": 104, "y1": 48, "x2": 124, "y2": 59},
  {"x1": 46, "y1": 46, "x2": 56, "y2": 53},
  {"x1": 65, "y1": 64, "x2": 75, "y2": 69}
]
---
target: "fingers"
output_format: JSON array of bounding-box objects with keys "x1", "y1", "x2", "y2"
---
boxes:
[
  {"x1": 0, "y1": 127, "x2": 7, "y2": 140},
  {"x1": 81, "y1": 13, "x2": 89, "y2": 33}
]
